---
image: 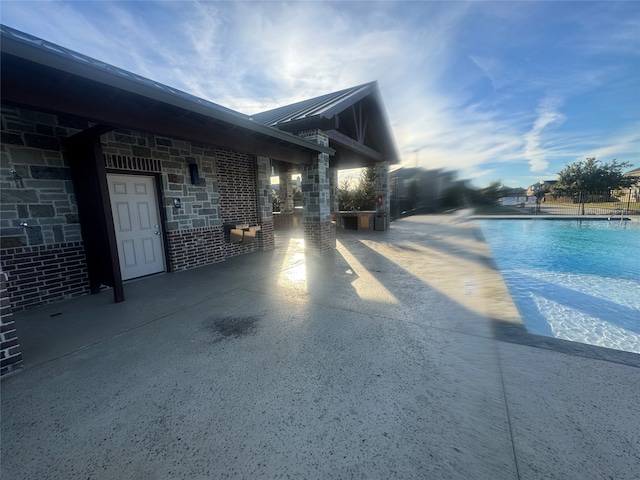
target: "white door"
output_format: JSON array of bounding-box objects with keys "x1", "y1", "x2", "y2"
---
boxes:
[{"x1": 107, "y1": 174, "x2": 165, "y2": 280}]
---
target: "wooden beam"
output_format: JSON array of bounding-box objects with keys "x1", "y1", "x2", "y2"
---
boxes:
[
  {"x1": 325, "y1": 129, "x2": 386, "y2": 163},
  {"x1": 64, "y1": 131, "x2": 124, "y2": 303}
]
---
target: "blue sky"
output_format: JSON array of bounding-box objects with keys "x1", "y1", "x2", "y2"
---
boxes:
[{"x1": 2, "y1": 1, "x2": 639, "y2": 188}]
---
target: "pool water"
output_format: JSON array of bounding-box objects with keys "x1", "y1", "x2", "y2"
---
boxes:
[{"x1": 479, "y1": 220, "x2": 640, "y2": 354}]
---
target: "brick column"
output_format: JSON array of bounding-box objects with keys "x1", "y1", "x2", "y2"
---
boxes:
[
  {"x1": 299, "y1": 130, "x2": 333, "y2": 254},
  {"x1": 375, "y1": 161, "x2": 390, "y2": 230},
  {"x1": 256, "y1": 156, "x2": 275, "y2": 250},
  {"x1": 1, "y1": 269, "x2": 23, "y2": 376}
]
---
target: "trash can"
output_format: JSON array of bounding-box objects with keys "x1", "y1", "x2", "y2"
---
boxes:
[{"x1": 374, "y1": 213, "x2": 387, "y2": 231}]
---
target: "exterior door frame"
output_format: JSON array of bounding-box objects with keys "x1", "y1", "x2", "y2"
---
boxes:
[{"x1": 106, "y1": 170, "x2": 170, "y2": 278}]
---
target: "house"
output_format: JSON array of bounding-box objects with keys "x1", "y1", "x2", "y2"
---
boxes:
[
  {"x1": 526, "y1": 180, "x2": 558, "y2": 197},
  {"x1": 0, "y1": 25, "x2": 398, "y2": 375},
  {"x1": 620, "y1": 167, "x2": 640, "y2": 203}
]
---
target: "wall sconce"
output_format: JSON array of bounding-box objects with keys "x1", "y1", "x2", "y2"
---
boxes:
[
  {"x1": 189, "y1": 163, "x2": 206, "y2": 186},
  {"x1": 173, "y1": 198, "x2": 182, "y2": 209}
]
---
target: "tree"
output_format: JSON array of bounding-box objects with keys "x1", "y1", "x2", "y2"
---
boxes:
[
  {"x1": 338, "y1": 178, "x2": 356, "y2": 210},
  {"x1": 439, "y1": 182, "x2": 474, "y2": 210},
  {"x1": 476, "y1": 180, "x2": 507, "y2": 206},
  {"x1": 339, "y1": 167, "x2": 377, "y2": 211},
  {"x1": 553, "y1": 158, "x2": 635, "y2": 196},
  {"x1": 354, "y1": 166, "x2": 377, "y2": 210}
]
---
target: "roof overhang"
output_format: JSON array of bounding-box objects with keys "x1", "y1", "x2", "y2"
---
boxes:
[
  {"x1": 252, "y1": 81, "x2": 399, "y2": 168},
  {"x1": 0, "y1": 25, "x2": 335, "y2": 164}
]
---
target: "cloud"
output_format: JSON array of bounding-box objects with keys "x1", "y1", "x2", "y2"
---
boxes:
[
  {"x1": 523, "y1": 97, "x2": 566, "y2": 172},
  {"x1": 1, "y1": 0, "x2": 637, "y2": 188},
  {"x1": 469, "y1": 56, "x2": 522, "y2": 90}
]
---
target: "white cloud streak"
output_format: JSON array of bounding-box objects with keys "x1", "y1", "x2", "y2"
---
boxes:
[{"x1": 523, "y1": 97, "x2": 566, "y2": 173}]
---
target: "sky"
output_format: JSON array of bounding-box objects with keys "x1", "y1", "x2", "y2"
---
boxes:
[{"x1": 2, "y1": 0, "x2": 639, "y2": 188}]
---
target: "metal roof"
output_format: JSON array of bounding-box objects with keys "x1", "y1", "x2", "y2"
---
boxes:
[
  {"x1": 251, "y1": 81, "x2": 400, "y2": 165},
  {"x1": 250, "y1": 82, "x2": 378, "y2": 126},
  {"x1": 0, "y1": 24, "x2": 334, "y2": 157}
]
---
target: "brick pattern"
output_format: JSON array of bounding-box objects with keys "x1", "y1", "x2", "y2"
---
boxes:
[
  {"x1": 273, "y1": 212, "x2": 294, "y2": 229},
  {"x1": 1, "y1": 243, "x2": 89, "y2": 311},
  {"x1": 166, "y1": 226, "x2": 225, "y2": 271},
  {"x1": 1, "y1": 270, "x2": 23, "y2": 376},
  {"x1": 303, "y1": 221, "x2": 333, "y2": 255},
  {"x1": 216, "y1": 149, "x2": 258, "y2": 225},
  {"x1": 258, "y1": 219, "x2": 275, "y2": 250}
]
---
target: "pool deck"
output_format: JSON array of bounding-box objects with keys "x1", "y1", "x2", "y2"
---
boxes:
[{"x1": 2, "y1": 214, "x2": 639, "y2": 479}]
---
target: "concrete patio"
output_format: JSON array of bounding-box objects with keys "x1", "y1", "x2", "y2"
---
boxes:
[{"x1": 2, "y1": 215, "x2": 639, "y2": 479}]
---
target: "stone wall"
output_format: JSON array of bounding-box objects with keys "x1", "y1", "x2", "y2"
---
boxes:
[
  {"x1": 298, "y1": 130, "x2": 333, "y2": 254},
  {"x1": 1, "y1": 107, "x2": 89, "y2": 311}
]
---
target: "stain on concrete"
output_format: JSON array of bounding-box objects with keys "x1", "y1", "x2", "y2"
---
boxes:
[{"x1": 206, "y1": 316, "x2": 260, "y2": 338}]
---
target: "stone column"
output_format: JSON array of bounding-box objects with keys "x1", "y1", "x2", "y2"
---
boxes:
[
  {"x1": 279, "y1": 172, "x2": 294, "y2": 214},
  {"x1": 299, "y1": 130, "x2": 333, "y2": 254},
  {"x1": 329, "y1": 166, "x2": 339, "y2": 214},
  {"x1": 375, "y1": 161, "x2": 390, "y2": 230},
  {"x1": 256, "y1": 156, "x2": 275, "y2": 250}
]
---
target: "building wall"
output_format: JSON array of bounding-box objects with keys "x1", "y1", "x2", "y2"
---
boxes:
[
  {"x1": 1, "y1": 269, "x2": 23, "y2": 375},
  {"x1": 1, "y1": 106, "x2": 89, "y2": 312},
  {"x1": 1, "y1": 106, "x2": 274, "y2": 312}
]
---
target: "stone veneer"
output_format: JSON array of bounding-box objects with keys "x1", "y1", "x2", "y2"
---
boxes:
[
  {"x1": 1, "y1": 106, "x2": 276, "y2": 314},
  {"x1": 298, "y1": 130, "x2": 333, "y2": 254}
]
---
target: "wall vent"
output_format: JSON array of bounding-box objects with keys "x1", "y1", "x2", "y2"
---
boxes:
[{"x1": 105, "y1": 154, "x2": 161, "y2": 173}]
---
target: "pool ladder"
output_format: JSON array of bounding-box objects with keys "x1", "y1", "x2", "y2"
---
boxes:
[{"x1": 608, "y1": 209, "x2": 625, "y2": 224}]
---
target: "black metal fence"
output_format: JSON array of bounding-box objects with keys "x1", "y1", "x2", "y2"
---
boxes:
[{"x1": 532, "y1": 190, "x2": 640, "y2": 216}]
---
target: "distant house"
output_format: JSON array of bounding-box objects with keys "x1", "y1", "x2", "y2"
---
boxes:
[
  {"x1": 526, "y1": 180, "x2": 558, "y2": 197},
  {"x1": 619, "y1": 167, "x2": 640, "y2": 202},
  {"x1": 499, "y1": 187, "x2": 530, "y2": 207}
]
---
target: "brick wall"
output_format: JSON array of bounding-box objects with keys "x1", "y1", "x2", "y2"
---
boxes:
[
  {"x1": 1, "y1": 243, "x2": 89, "y2": 311},
  {"x1": 216, "y1": 149, "x2": 261, "y2": 258},
  {"x1": 273, "y1": 212, "x2": 294, "y2": 229},
  {"x1": 303, "y1": 221, "x2": 334, "y2": 255},
  {"x1": 258, "y1": 219, "x2": 275, "y2": 250},
  {"x1": 1, "y1": 270, "x2": 23, "y2": 376},
  {"x1": 166, "y1": 226, "x2": 225, "y2": 271}
]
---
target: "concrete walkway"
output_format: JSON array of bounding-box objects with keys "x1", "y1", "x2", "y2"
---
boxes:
[{"x1": 2, "y1": 215, "x2": 639, "y2": 479}]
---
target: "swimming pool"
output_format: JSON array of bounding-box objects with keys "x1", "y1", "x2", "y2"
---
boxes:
[{"x1": 479, "y1": 219, "x2": 640, "y2": 354}]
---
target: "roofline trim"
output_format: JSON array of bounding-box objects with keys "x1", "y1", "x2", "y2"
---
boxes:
[{"x1": 0, "y1": 25, "x2": 335, "y2": 156}]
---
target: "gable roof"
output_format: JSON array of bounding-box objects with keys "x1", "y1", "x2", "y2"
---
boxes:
[
  {"x1": 252, "y1": 81, "x2": 399, "y2": 167},
  {"x1": 251, "y1": 82, "x2": 378, "y2": 126},
  {"x1": 0, "y1": 24, "x2": 334, "y2": 163}
]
